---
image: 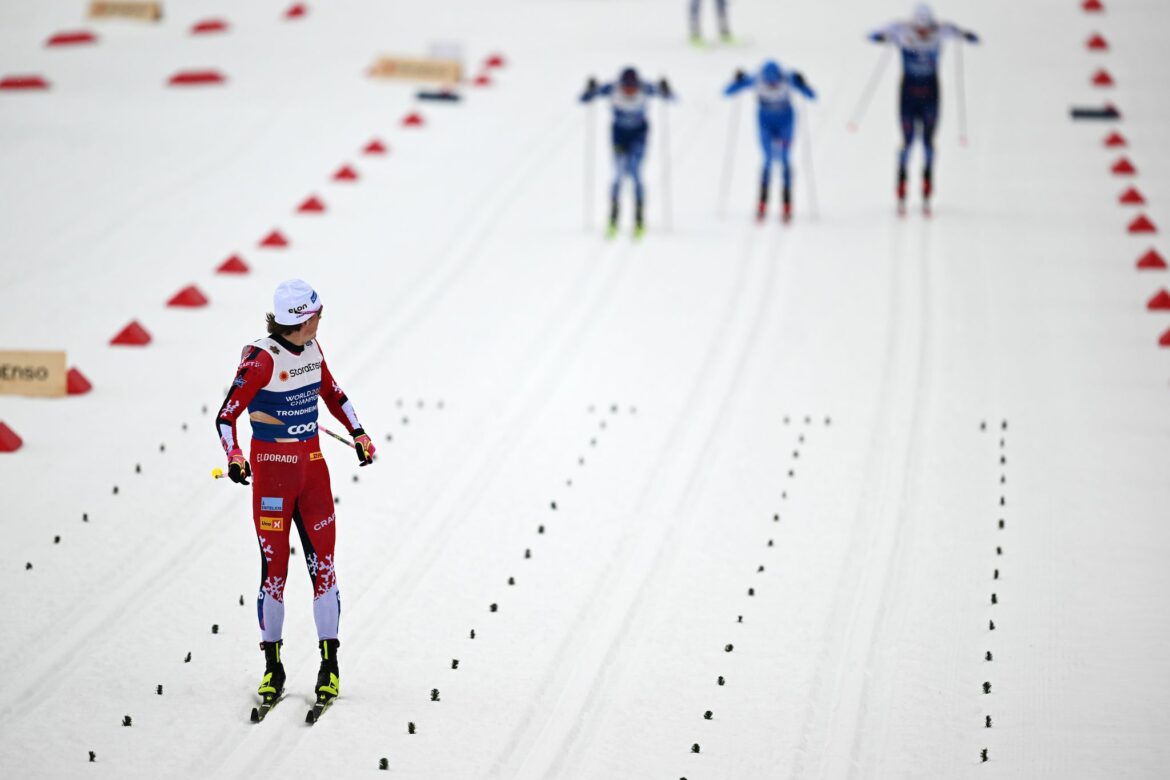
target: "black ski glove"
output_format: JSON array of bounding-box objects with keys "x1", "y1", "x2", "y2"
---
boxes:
[
  {"x1": 227, "y1": 447, "x2": 251, "y2": 485},
  {"x1": 658, "y1": 78, "x2": 672, "y2": 98},
  {"x1": 734, "y1": 69, "x2": 747, "y2": 84}
]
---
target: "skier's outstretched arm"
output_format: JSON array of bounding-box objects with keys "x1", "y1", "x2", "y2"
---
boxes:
[
  {"x1": 723, "y1": 69, "x2": 753, "y2": 96},
  {"x1": 579, "y1": 79, "x2": 613, "y2": 103},
  {"x1": 649, "y1": 78, "x2": 677, "y2": 101},
  {"x1": 941, "y1": 22, "x2": 980, "y2": 43},
  {"x1": 792, "y1": 71, "x2": 816, "y2": 100},
  {"x1": 868, "y1": 24, "x2": 897, "y2": 44}
]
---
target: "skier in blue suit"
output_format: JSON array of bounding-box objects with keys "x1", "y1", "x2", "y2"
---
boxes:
[
  {"x1": 581, "y1": 67, "x2": 674, "y2": 238},
  {"x1": 869, "y1": 3, "x2": 978, "y2": 214},
  {"x1": 724, "y1": 59, "x2": 815, "y2": 222}
]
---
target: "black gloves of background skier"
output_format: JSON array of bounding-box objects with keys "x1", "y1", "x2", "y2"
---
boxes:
[
  {"x1": 658, "y1": 78, "x2": 672, "y2": 98},
  {"x1": 352, "y1": 428, "x2": 376, "y2": 467}
]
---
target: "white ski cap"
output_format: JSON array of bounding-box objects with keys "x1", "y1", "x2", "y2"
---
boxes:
[
  {"x1": 913, "y1": 3, "x2": 934, "y2": 26},
  {"x1": 273, "y1": 279, "x2": 322, "y2": 325}
]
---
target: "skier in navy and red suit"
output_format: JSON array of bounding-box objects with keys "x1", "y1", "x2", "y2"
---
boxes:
[
  {"x1": 216, "y1": 279, "x2": 375, "y2": 714},
  {"x1": 580, "y1": 67, "x2": 674, "y2": 238},
  {"x1": 724, "y1": 60, "x2": 816, "y2": 223},
  {"x1": 869, "y1": 3, "x2": 978, "y2": 214}
]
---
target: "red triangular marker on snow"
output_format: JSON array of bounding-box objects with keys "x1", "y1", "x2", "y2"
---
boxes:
[
  {"x1": 1086, "y1": 33, "x2": 1108, "y2": 50},
  {"x1": 362, "y1": 139, "x2": 387, "y2": 155},
  {"x1": 1129, "y1": 215, "x2": 1158, "y2": 234},
  {"x1": 168, "y1": 70, "x2": 226, "y2": 86},
  {"x1": 0, "y1": 75, "x2": 50, "y2": 90},
  {"x1": 216, "y1": 254, "x2": 249, "y2": 274},
  {"x1": 332, "y1": 165, "x2": 358, "y2": 182},
  {"x1": 484, "y1": 54, "x2": 506, "y2": 68},
  {"x1": 1147, "y1": 290, "x2": 1170, "y2": 310},
  {"x1": 47, "y1": 30, "x2": 97, "y2": 47},
  {"x1": 285, "y1": 4, "x2": 307, "y2": 19},
  {"x1": 0, "y1": 422, "x2": 22, "y2": 453},
  {"x1": 1104, "y1": 132, "x2": 1127, "y2": 148},
  {"x1": 1082, "y1": 0, "x2": 1104, "y2": 11},
  {"x1": 67, "y1": 367, "x2": 92, "y2": 395},
  {"x1": 167, "y1": 285, "x2": 209, "y2": 307},
  {"x1": 1137, "y1": 249, "x2": 1168, "y2": 270},
  {"x1": 1092, "y1": 69, "x2": 1114, "y2": 87},
  {"x1": 259, "y1": 230, "x2": 289, "y2": 248},
  {"x1": 1160, "y1": 327, "x2": 1170, "y2": 347},
  {"x1": 473, "y1": 74, "x2": 492, "y2": 87},
  {"x1": 402, "y1": 112, "x2": 424, "y2": 127},
  {"x1": 191, "y1": 19, "x2": 229, "y2": 34},
  {"x1": 1119, "y1": 187, "x2": 1145, "y2": 205},
  {"x1": 1112, "y1": 157, "x2": 1136, "y2": 175},
  {"x1": 297, "y1": 195, "x2": 326, "y2": 213},
  {"x1": 110, "y1": 320, "x2": 152, "y2": 346}
]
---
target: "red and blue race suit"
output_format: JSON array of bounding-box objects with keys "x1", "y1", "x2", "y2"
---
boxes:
[{"x1": 216, "y1": 334, "x2": 363, "y2": 643}]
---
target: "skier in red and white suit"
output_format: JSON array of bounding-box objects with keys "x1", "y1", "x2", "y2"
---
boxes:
[{"x1": 215, "y1": 279, "x2": 375, "y2": 711}]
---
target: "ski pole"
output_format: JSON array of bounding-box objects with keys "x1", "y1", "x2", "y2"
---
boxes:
[
  {"x1": 660, "y1": 90, "x2": 673, "y2": 231},
  {"x1": 716, "y1": 95, "x2": 741, "y2": 217},
  {"x1": 211, "y1": 426, "x2": 366, "y2": 479},
  {"x1": 847, "y1": 46, "x2": 892, "y2": 132},
  {"x1": 585, "y1": 96, "x2": 595, "y2": 231},
  {"x1": 955, "y1": 39, "x2": 969, "y2": 146},
  {"x1": 798, "y1": 99, "x2": 820, "y2": 221}
]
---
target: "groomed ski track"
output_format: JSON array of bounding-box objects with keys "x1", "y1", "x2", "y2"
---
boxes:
[{"x1": 3, "y1": 0, "x2": 1170, "y2": 778}]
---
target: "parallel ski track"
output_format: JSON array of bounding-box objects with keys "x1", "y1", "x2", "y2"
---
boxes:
[
  {"x1": 787, "y1": 216, "x2": 936, "y2": 780},
  {"x1": 496, "y1": 210, "x2": 792, "y2": 778}
]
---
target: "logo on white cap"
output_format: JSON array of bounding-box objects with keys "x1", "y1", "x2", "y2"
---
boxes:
[{"x1": 273, "y1": 279, "x2": 322, "y2": 325}]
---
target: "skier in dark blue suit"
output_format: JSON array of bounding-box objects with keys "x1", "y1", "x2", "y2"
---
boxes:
[
  {"x1": 725, "y1": 60, "x2": 815, "y2": 222},
  {"x1": 869, "y1": 3, "x2": 978, "y2": 214},
  {"x1": 581, "y1": 67, "x2": 674, "y2": 238}
]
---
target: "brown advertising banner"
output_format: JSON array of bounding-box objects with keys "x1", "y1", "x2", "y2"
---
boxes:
[
  {"x1": 369, "y1": 55, "x2": 462, "y2": 84},
  {"x1": 88, "y1": 1, "x2": 163, "y2": 22},
  {"x1": 0, "y1": 351, "x2": 67, "y2": 397}
]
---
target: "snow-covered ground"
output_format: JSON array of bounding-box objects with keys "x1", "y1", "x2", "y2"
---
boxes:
[{"x1": 2, "y1": 0, "x2": 1169, "y2": 777}]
